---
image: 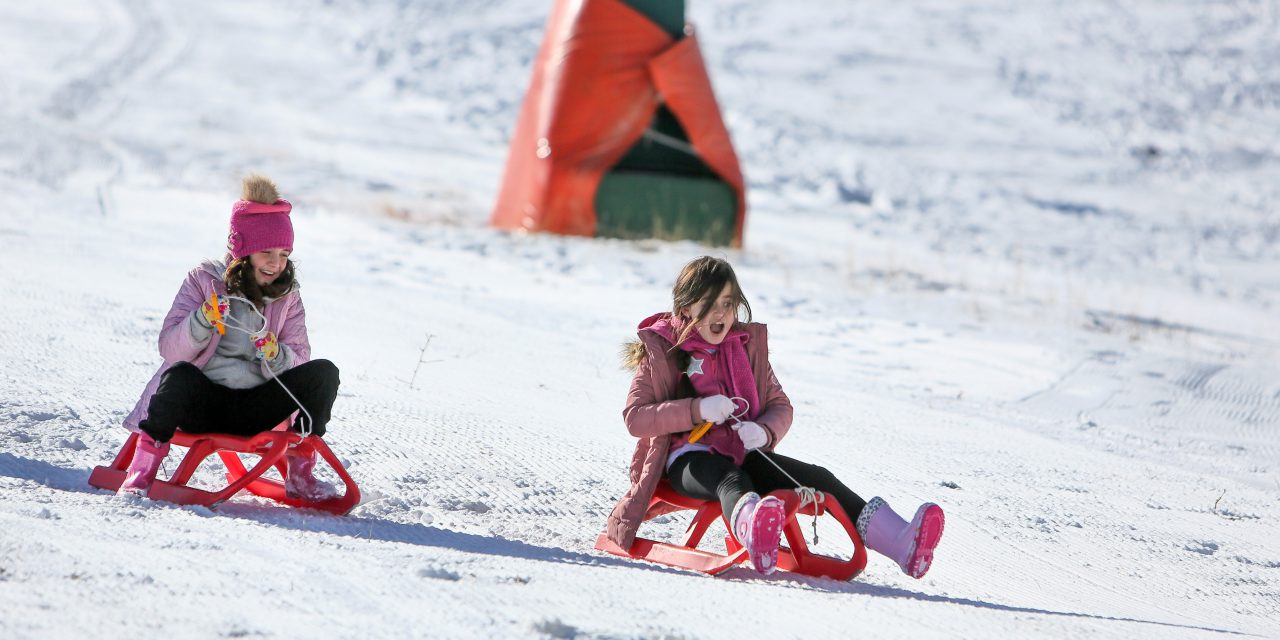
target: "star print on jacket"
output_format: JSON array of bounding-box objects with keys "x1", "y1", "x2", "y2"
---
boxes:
[{"x1": 686, "y1": 356, "x2": 705, "y2": 378}]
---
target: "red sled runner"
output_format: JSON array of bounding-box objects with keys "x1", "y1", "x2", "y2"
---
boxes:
[
  {"x1": 89, "y1": 429, "x2": 360, "y2": 515},
  {"x1": 596, "y1": 481, "x2": 868, "y2": 579}
]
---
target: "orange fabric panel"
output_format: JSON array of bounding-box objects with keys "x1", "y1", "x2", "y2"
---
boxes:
[
  {"x1": 491, "y1": 0, "x2": 746, "y2": 245},
  {"x1": 648, "y1": 32, "x2": 746, "y2": 245}
]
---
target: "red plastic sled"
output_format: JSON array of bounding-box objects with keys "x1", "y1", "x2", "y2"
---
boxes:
[
  {"x1": 596, "y1": 481, "x2": 867, "y2": 580},
  {"x1": 89, "y1": 429, "x2": 360, "y2": 515}
]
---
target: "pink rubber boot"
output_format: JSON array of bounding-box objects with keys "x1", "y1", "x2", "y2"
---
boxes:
[
  {"x1": 117, "y1": 434, "x2": 169, "y2": 496},
  {"x1": 730, "y1": 492, "x2": 787, "y2": 574},
  {"x1": 285, "y1": 449, "x2": 339, "y2": 501},
  {"x1": 857, "y1": 497, "x2": 945, "y2": 578}
]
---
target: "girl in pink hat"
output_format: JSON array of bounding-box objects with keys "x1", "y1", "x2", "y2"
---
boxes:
[
  {"x1": 608, "y1": 256, "x2": 945, "y2": 577},
  {"x1": 116, "y1": 174, "x2": 340, "y2": 501}
]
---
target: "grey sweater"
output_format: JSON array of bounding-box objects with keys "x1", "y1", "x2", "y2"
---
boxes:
[{"x1": 189, "y1": 298, "x2": 290, "y2": 389}]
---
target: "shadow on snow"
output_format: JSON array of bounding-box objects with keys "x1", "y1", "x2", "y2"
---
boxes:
[{"x1": 1, "y1": 454, "x2": 1258, "y2": 636}]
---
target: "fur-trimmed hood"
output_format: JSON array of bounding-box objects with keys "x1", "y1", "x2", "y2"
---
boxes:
[
  {"x1": 621, "y1": 339, "x2": 647, "y2": 372},
  {"x1": 620, "y1": 312, "x2": 679, "y2": 371}
]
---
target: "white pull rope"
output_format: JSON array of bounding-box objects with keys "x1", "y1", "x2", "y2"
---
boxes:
[
  {"x1": 725, "y1": 397, "x2": 823, "y2": 545},
  {"x1": 214, "y1": 294, "x2": 314, "y2": 437}
]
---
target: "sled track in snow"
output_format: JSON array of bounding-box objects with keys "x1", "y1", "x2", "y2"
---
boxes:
[
  {"x1": 43, "y1": 0, "x2": 169, "y2": 123},
  {"x1": 9, "y1": 0, "x2": 193, "y2": 194},
  {"x1": 1174, "y1": 362, "x2": 1280, "y2": 431},
  {"x1": 317, "y1": 395, "x2": 620, "y2": 551},
  {"x1": 1015, "y1": 339, "x2": 1279, "y2": 464}
]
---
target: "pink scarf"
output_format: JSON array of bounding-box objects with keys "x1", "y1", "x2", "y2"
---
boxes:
[
  {"x1": 646, "y1": 315, "x2": 760, "y2": 420},
  {"x1": 675, "y1": 328, "x2": 760, "y2": 422}
]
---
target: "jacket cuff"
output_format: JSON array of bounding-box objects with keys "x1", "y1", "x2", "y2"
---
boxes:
[
  {"x1": 188, "y1": 311, "x2": 213, "y2": 344},
  {"x1": 689, "y1": 397, "x2": 703, "y2": 425},
  {"x1": 265, "y1": 344, "x2": 294, "y2": 374},
  {"x1": 759, "y1": 422, "x2": 778, "y2": 449}
]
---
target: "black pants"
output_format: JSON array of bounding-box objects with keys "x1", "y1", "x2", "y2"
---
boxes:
[
  {"x1": 139, "y1": 360, "x2": 340, "y2": 443},
  {"x1": 667, "y1": 450, "x2": 868, "y2": 523}
]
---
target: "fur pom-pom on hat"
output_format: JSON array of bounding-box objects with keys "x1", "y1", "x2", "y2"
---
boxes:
[
  {"x1": 227, "y1": 173, "x2": 293, "y2": 259},
  {"x1": 241, "y1": 174, "x2": 279, "y2": 205}
]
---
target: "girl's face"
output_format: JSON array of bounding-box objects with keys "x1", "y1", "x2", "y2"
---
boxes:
[
  {"x1": 249, "y1": 248, "x2": 290, "y2": 286},
  {"x1": 682, "y1": 282, "x2": 736, "y2": 345}
]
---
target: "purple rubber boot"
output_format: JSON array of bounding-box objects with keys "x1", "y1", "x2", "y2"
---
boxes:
[{"x1": 858, "y1": 497, "x2": 945, "y2": 578}]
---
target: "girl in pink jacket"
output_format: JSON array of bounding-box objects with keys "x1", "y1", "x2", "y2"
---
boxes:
[
  {"x1": 116, "y1": 175, "x2": 340, "y2": 501},
  {"x1": 611, "y1": 256, "x2": 945, "y2": 577}
]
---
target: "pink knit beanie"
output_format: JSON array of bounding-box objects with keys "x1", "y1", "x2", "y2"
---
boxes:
[{"x1": 226, "y1": 175, "x2": 294, "y2": 259}]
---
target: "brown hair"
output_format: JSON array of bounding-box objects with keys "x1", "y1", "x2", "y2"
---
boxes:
[
  {"x1": 224, "y1": 256, "x2": 296, "y2": 308},
  {"x1": 670, "y1": 256, "x2": 752, "y2": 348}
]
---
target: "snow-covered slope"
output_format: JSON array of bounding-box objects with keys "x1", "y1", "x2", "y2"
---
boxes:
[{"x1": 1, "y1": 1, "x2": 1276, "y2": 638}]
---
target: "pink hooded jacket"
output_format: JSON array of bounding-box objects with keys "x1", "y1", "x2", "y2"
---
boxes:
[
  {"x1": 122, "y1": 260, "x2": 311, "y2": 432},
  {"x1": 607, "y1": 313, "x2": 793, "y2": 549}
]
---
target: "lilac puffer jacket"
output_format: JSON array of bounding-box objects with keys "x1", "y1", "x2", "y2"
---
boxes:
[{"x1": 122, "y1": 260, "x2": 311, "y2": 432}]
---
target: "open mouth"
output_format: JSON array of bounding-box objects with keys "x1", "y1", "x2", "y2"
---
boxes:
[{"x1": 709, "y1": 322, "x2": 725, "y2": 334}]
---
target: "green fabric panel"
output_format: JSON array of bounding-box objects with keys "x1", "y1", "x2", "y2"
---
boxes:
[
  {"x1": 622, "y1": 0, "x2": 685, "y2": 39},
  {"x1": 603, "y1": 3, "x2": 733, "y2": 246},
  {"x1": 595, "y1": 171, "x2": 736, "y2": 246}
]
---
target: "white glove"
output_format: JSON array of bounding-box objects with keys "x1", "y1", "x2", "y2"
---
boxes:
[
  {"x1": 733, "y1": 421, "x2": 769, "y2": 450},
  {"x1": 697, "y1": 395, "x2": 736, "y2": 424}
]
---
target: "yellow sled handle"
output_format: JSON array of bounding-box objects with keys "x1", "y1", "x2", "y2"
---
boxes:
[
  {"x1": 688, "y1": 421, "x2": 714, "y2": 444},
  {"x1": 209, "y1": 292, "x2": 226, "y2": 336}
]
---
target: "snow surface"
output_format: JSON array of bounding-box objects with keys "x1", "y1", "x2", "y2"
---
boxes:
[{"x1": 2, "y1": 0, "x2": 1278, "y2": 638}]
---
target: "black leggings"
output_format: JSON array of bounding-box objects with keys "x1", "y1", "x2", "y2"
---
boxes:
[
  {"x1": 139, "y1": 360, "x2": 340, "y2": 443},
  {"x1": 667, "y1": 450, "x2": 868, "y2": 523}
]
